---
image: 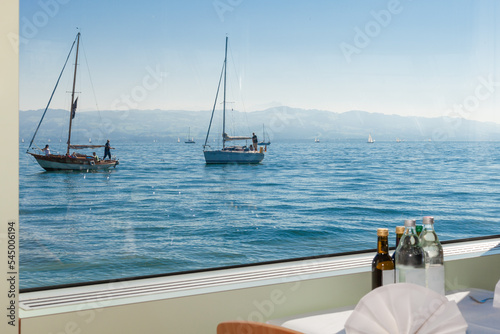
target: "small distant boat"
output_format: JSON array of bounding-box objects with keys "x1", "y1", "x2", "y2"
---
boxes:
[
  {"x1": 185, "y1": 127, "x2": 195, "y2": 144},
  {"x1": 368, "y1": 134, "x2": 375, "y2": 143},
  {"x1": 177, "y1": 137, "x2": 180, "y2": 143},
  {"x1": 258, "y1": 124, "x2": 271, "y2": 146},
  {"x1": 315, "y1": 138, "x2": 320, "y2": 143},
  {"x1": 203, "y1": 37, "x2": 264, "y2": 164},
  {"x1": 26, "y1": 33, "x2": 119, "y2": 171},
  {"x1": 396, "y1": 138, "x2": 401, "y2": 143}
]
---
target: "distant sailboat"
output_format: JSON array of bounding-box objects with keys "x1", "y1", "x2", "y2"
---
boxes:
[
  {"x1": 177, "y1": 137, "x2": 180, "y2": 143},
  {"x1": 203, "y1": 37, "x2": 264, "y2": 164},
  {"x1": 315, "y1": 138, "x2": 320, "y2": 143},
  {"x1": 368, "y1": 134, "x2": 375, "y2": 143},
  {"x1": 258, "y1": 124, "x2": 271, "y2": 146},
  {"x1": 185, "y1": 127, "x2": 195, "y2": 144},
  {"x1": 27, "y1": 32, "x2": 119, "y2": 171}
]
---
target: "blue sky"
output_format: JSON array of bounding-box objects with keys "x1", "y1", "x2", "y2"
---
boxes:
[{"x1": 19, "y1": 0, "x2": 500, "y2": 123}]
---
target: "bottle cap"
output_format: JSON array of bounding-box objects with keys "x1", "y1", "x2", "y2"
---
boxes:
[
  {"x1": 423, "y1": 216, "x2": 434, "y2": 224},
  {"x1": 377, "y1": 228, "x2": 389, "y2": 237},
  {"x1": 396, "y1": 226, "x2": 405, "y2": 234},
  {"x1": 404, "y1": 219, "x2": 416, "y2": 227}
]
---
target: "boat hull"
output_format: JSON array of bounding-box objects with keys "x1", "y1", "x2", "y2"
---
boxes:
[
  {"x1": 204, "y1": 150, "x2": 264, "y2": 164},
  {"x1": 30, "y1": 153, "x2": 119, "y2": 171}
]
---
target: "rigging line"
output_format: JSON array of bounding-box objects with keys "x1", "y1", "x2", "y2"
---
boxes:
[
  {"x1": 80, "y1": 36, "x2": 108, "y2": 141},
  {"x1": 204, "y1": 60, "x2": 225, "y2": 148},
  {"x1": 27, "y1": 33, "x2": 78, "y2": 152},
  {"x1": 228, "y1": 42, "x2": 250, "y2": 134},
  {"x1": 80, "y1": 37, "x2": 101, "y2": 115}
]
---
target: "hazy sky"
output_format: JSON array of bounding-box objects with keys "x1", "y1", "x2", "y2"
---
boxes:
[{"x1": 19, "y1": 0, "x2": 500, "y2": 123}]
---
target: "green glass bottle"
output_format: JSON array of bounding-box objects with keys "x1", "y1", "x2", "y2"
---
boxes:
[{"x1": 416, "y1": 225, "x2": 423, "y2": 236}]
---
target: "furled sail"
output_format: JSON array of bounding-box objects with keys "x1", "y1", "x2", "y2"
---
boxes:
[
  {"x1": 69, "y1": 145, "x2": 105, "y2": 149},
  {"x1": 223, "y1": 133, "x2": 252, "y2": 141}
]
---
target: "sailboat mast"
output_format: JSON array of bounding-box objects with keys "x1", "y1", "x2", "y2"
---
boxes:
[
  {"x1": 222, "y1": 36, "x2": 228, "y2": 148},
  {"x1": 66, "y1": 32, "x2": 80, "y2": 155}
]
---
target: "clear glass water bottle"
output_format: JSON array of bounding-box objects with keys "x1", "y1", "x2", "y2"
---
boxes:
[
  {"x1": 395, "y1": 219, "x2": 425, "y2": 286},
  {"x1": 419, "y1": 216, "x2": 445, "y2": 294},
  {"x1": 372, "y1": 228, "x2": 394, "y2": 289}
]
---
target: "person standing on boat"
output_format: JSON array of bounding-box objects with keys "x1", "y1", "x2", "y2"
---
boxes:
[
  {"x1": 103, "y1": 140, "x2": 114, "y2": 160},
  {"x1": 42, "y1": 144, "x2": 50, "y2": 155},
  {"x1": 252, "y1": 133, "x2": 258, "y2": 151}
]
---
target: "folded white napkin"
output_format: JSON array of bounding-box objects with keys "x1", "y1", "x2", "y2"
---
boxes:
[
  {"x1": 344, "y1": 283, "x2": 467, "y2": 334},
  {"x1": 493, "y1": 279, "x2": 500, "y2": 308}
]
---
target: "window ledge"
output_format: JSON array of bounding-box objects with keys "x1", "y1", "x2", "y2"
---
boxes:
[{"x1": 19, "y1": 236, "x2": 500, "y2": 318}]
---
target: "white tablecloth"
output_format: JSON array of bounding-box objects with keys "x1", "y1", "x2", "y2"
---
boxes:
[{"x1": 268, "y1": 289, "x2": 500, "y2": 334}]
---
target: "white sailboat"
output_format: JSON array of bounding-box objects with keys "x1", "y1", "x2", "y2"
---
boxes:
[
  {"x1": 26, "y1": 33, "x2": 119, "y2": 171},
  {"x1": 368, "y1": 133, "x2": 375, "y2": 143},
  {"x1": 185, "y1": 127, "x2": 195, "y2": 144},
  {"x1": 203, "y1": 37, "x2": 264, "y2": 164},
  {"x1": 258, "y1": 124, "x2": 271, "y2": 146}
]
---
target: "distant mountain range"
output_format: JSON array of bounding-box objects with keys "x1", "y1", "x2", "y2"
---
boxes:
[{"x1": 19, "y1": 107, "x2": 500, "y2": 144}]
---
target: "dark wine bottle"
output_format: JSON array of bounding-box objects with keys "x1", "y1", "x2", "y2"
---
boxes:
[{"x1": 372, "y1": 228, "x2": 395, "y2": 289}]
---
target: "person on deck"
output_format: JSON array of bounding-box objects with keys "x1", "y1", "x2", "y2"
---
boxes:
[
  {"x1": 93, "y1": 152, "x2": 99, "y2": 162},
  {"x1": 42, "y1": 144, "x2": 50, "y2": 155},
  {"x1": 252, "y1": 133, "x2": 258, "y2": 151},
  {"x1": 103, "y1": 140, "x2": 114, "y2": 160}
]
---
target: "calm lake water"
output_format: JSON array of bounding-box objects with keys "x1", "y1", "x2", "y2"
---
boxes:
[{"x1": 19, "y1": 140, "x2": 500, "y2": 289}]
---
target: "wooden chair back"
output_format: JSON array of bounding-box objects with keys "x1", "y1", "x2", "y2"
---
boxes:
[{"x1": 217, "y1": 321, "x2": 303, "y2": 334}]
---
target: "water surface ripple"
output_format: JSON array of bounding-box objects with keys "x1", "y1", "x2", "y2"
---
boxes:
[{"x1": 19, "y1": 141, "x2": 500, "y2": 288}]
